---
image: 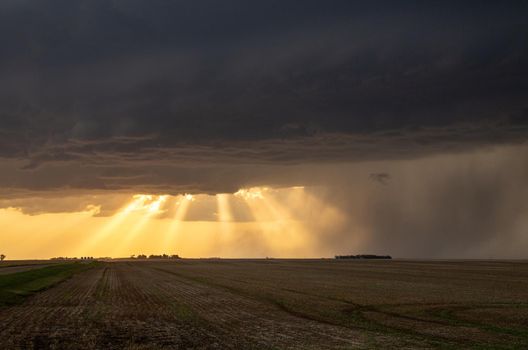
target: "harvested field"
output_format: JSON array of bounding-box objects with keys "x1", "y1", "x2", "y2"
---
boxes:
[
  {"x1": 0, "y1": 263, "x2": 59, "y2": 275},
  {"x1": 0, "y1": 260, "x2": 61, "y2": 270},
  {"x1": 0, "y1": 260, "x2": 527, "y2": 349},
  {"x1": 0, "y1": 262, "x2": 97, "y2": 306},
  {"x1": 0, "y1": 260, "x2": 52, "y2": 267}
]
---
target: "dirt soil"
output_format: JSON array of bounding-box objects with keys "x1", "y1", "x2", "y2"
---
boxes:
[
  {"x1": 0, "y1": 259, "x2": 527, "y2": 349},
  {"x1": 0, "y1": 264, "x2": 58, "y2": 275}
]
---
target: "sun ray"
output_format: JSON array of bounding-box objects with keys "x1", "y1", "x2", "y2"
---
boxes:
[
  {"x1": 77, "y1": 196, "x2": 147, "y2": 256},
  {"x1": 30, "y1": 205, "x2": 100, "y2": 257},
  {"x1": 216, "y1": 194, "x2": 233, "y2": 223},
  {"x1": 240, "y1": 195, "x2": 270, "y2": 222},
  {"x1": 108, "y1": 195, "x2": 167, "y2": 257},
  {"x1": 236, "y1": 188, "x2": 275, "y2": 222},
  {"x1": 265, "y1": 192, "x2": 317, "y2": 256},
  {"x1": 162, "y1": 194, "x2": 192, "y2": 253},
  {"x1": 234, "y1": 188, "x2": 279, "y2": 256},
  {"x1": 236, "y1": 187, "x2": 317, "y2": 257},
  {"x1": 211, "y1": 193, "x2": 235, "y2": 254}
]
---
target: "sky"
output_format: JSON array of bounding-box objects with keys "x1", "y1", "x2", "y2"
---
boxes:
[{"x1": 0, "y1": 1, "x2": 527, "y2": 259}]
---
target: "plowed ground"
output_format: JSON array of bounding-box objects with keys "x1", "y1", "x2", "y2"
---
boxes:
[
  {"x1": 0, "y1": 261, "x2": 61, "y2": 275},
  {"x1": 0, "y1": 260, "x2": 527, "y2": 349}
]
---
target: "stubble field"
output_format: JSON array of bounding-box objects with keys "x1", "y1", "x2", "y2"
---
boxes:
[
  {"x1": 0, "y1": 260, "x2": 61, "y2": 275},
  {"x1": 0, "y1": 259, "x2": 527, "y2": 349}
]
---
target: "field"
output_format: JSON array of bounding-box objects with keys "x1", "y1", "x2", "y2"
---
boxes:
[
  {"x1": 0, "y1": 262, "x2": 96, "y2": 306},
  {"x1": 0, "y1": 260, "x2": 63, "y2": 275},
  {"x1": 0, "y1": 260, "x2": 527, "y2": 349}
]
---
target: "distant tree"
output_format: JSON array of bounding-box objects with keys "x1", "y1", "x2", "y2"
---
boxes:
[{"x1": 0, "y1": 254, "x2": 5, "y2": 261}]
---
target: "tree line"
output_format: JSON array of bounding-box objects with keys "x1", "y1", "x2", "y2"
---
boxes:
[
  {"x1": 130, "y1": 254, "x2": 181, "y2": 259},
  {"x1": 335, "y1": 254, "x2": 392, "y2": 260}
]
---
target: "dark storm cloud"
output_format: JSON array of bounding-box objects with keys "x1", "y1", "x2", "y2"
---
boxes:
[{"x1": 0, "y1": 0, "x2": 527, "y2": 194}]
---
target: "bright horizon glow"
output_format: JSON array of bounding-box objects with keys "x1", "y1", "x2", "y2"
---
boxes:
[{"x1": 0, "y1": 186, "x2": 346, "y2": 259}]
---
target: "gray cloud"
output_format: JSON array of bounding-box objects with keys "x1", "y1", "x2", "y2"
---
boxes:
[
  {"x1": 0, "y1": 1, "x2": 527, "y2": 175},
  {"x1": 0, "y1": 122, "x2": 524, "y2": 196}
]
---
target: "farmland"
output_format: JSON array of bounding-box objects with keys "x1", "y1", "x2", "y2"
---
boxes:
[
  {"x1": 0, "y1": 260, "x2": 63, "y2": 275},
  {"x1": 0, "y1": 260, "x2": 527, "y2": 349},
  {"x1": 0, "y1": 262, "x2": 97, "y2": 306}
]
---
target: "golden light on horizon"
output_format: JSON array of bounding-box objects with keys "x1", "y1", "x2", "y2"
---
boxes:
[
  {"x1": 0, "y1": 186, "x2": 345, "y2": 259},
  {"x1": 28, "y1": 205, "x2": 100, "y2": 258},
  {"x1": 77, "y1": 196, "x2": 148, "y2": 255}
]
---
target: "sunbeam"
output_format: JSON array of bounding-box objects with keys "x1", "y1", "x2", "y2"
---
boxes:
[
  {"x1": 213, "y1": 193, "x2": 235, "y2": 254},
  {"x1": 112, "y1": 195, "x2": 168, "y2": 256},
  {"x1": 234, "y1": 187, "x2": 320, "y2": 256},
  {"x1": 77, "y1": 196, "x2": 147, "y2": 255},
  {"x1": 216, "y1": 194, "x2": 233, "y2": 223},
  {"x1": 1, "y1": 187, "x2": 341, "y2": 259},
  {"x1": 30, "y1": 205, "x2": 100, "y2": 257},
  {"x1": 162, "y1": 194, "x2": 193, "y2": 253}
]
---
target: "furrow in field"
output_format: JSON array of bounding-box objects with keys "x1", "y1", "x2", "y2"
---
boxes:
[
  {"x1": 3, "y1": 260, "x2": 522, "y2": 349},
  {"x1": 131, "y1": 263, "x2": 378, "y2": 349},
  {"x1": 92, "y1": 263, "x2": 227, "y2": 349},
  {"x1": 0, "y1": 263, "x2": 229, "y2": 349},
  {"x1": 0, "y1": 266, "x2": 104, "y2": 349}
]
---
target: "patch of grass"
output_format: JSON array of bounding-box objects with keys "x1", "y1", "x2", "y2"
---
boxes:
[
  {"x1": 426, "y1": 304, "x2": 528, "y2": 349},
  {"x1": 0, "y1": 262, "x2": 97, "y2": 306}
]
